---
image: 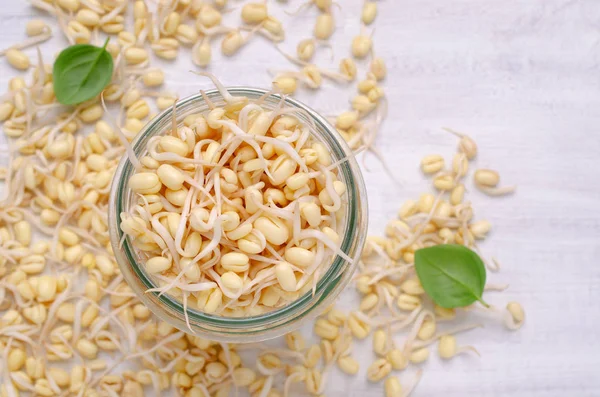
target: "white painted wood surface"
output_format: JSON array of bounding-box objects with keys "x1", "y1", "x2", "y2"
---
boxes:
[{"x1": 1, "y1": 0, "x2": 599, "y2": 395}]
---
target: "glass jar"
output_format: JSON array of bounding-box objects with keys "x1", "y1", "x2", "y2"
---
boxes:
[{"x1": 108, "y1": 87, "x2": 368, "y2": 343}]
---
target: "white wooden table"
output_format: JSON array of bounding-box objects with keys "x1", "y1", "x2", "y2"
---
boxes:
[{"x1": 1, "y1": 0, "x2": 599, "y2": 395}]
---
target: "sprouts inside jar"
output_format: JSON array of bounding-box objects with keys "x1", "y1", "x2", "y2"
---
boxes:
[{"x1": 119, "y1": 75, "x2": 352, "y2": 321}]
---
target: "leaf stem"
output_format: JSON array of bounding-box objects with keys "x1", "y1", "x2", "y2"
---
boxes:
[
  {"x1": 102, "y1": 37, "x2": 110, "y2": 50},
  {"x1": 478, "y1": 297, "x2": 490, "y2": 308}
]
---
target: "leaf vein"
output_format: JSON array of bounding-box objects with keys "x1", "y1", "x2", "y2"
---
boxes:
[{"x1": 424, "y1": 257, "x2": 480, "y2": 300}]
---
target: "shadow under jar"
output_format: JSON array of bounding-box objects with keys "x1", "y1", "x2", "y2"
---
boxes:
[{"x1": 108, "y1": 87, "x2": 368, "y2": 343}]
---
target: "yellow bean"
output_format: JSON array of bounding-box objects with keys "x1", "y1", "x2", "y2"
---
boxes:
[
  {"x1": 366, "y1": 358, "x2": 391, "y2": 382},
  {"x1": 409, "y1": 347, "x2": 429, "y2": 364},
  {"x1": 6, "y1": 49, "x2": 30, "y2": 70},
  {"x1": 241, "y1": 2, "x2": 268, "y2": 24},
  {"x1": 418, "y1": 319, "x2": 436, "y2": 340},
  {"x1": 337, "y1": 356, "x2": 359, "y2": 375},
  {"x1": 125, "y1": 47, "x2": 149, "y2": 65},
  {"x1": 474, "y1": 169, "x2": 500, "y2": 187},
  {"x1": 76, "y1": 9, "x2": 100, "y2": 27},
  {"x1": 438, "y1": 335, "x2": 457, "y2": 359},
  {"x1": 362, "y1": 2, "x2": 377, "y2": 25},
  {"x1": 275, "y1": 261, "x2": 296, "y2": 292},
  {"x1": 385, "y1": 376, "x2": 402, "y2": 397},
  {"x1": 254, "y1": 216, "x2": 289, "y2": 245},
  {"x1": 314, "y1": 318, "x2": 338, "y2": 340},
  {"x1": 314, "y1": 13, "x2": 334, "y2": 40},
  {"x1": 284, "y1": 247, "x2": 315, "y2": 268},
  {"x1": 351, "y1": 35, "x2": 372, "y2": 58},
  {"x1": 26, "y1": 20, "x2": 49, "y2": 36},
  {"x1": 372, "y1": 329, "x2": 387, "y2": 355},
  {"x1": 348, "y1": 312, "x2": 370, "y2": 339}
]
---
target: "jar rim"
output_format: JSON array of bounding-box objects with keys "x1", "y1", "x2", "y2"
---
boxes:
[{"x1": 108, "y1": 87, "x2": 368, "y2": 341}]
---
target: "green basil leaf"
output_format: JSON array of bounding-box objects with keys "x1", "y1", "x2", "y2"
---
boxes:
[
  {"x1": 52, "y1": 39, "x2": 113, "y2": 106},
  {"x1": 414, "y1": 244, "x2": 487, "y2": 309}
]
